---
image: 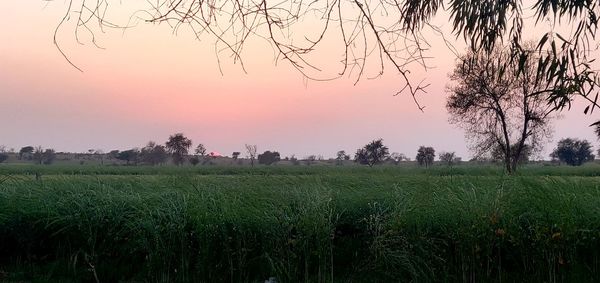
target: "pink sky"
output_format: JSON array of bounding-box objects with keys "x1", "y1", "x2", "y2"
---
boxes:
[{"x1": 1, "y1": 2, "x2": 598, "y2": 159}]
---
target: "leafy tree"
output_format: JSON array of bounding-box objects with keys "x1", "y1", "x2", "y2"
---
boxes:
[
  {"x1": 245, "y1": 144, "x2": 258, "y2": 167},
  {"x1": 0, "y1": 153, "x2": 8, "y2": 163},
  {"x1": 551, "y1": 138, "x2": 595, "y2": 166},
  {"x1": 416, "y1": 146, "x2": 435, "y2": 167},
  {"x1": 335, "y1": 150, "x2": 350, "y2": 165},
  {"x1": 165, "y1": 133, "x2": 192, "y2": 166},
  {"x1": 117, "y1": 149, "x2": 140, "y2": 165},
  {"x1": 140, "y1": 142, "x2": 169, "y2": 165},
  {"x1": 439, "y1": 152, "x2": 460, "y2": 166},
  {"x1": 387, "y1": 152, "x2": 407, "y2": 165},
  {"x1": 42, "y1": 149, "x2": 56, "y2": 165},
  {"x1": 231, "y1": 152, "x2": 241, "y2": 160},
  {"x1": 33, "y1": 146, "x2": 44, "y2": 164},
  {"x1": 19, "y1": 146, "x2": 34, "y2": 160},
  {"x1": 195, "y1": 144, "x2": 207, "y2": 156},
  {"x1": 258, "y1": 151, "x2": 281, "y2": 165},
  {"x1": 108, "y1": 150, "x2": 120, "y2": 160},
  {"x1": 33, "y1": 146, "x2": 56, "y2": 165},
  {"x1": 354, "y1": 139, "x2": 389, "y2": 167},
  {"x1": 447, "y1": 44, "x2": 554, "y2": 173}
]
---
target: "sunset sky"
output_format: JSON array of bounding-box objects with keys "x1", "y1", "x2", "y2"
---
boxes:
[{"x1": 1, "y1": 2, "x2": 598, "y2": 160}]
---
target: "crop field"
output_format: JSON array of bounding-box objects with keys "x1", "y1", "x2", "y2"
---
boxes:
[{"x1": 0, "y1": 164, "x2": 599, "y2": 282}]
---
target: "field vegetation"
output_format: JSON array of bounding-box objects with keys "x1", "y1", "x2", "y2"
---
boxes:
[{"x1": 1, "y1": 164, "x2": 599, "y2": 282}]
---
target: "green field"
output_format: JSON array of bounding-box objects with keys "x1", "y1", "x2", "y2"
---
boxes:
[{"x1": 1, "y1": 164, "x2": 599, "y2": 282}]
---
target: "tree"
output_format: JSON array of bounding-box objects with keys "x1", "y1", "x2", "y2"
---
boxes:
[
  {"x1": 195, "y1": 144, "x2": 207, "y2": 157},
  {"x1": 354, "y1": 139, "x2": 389, "y2": 167},
  {"x1": 387, "y1": 152, "x2": 407, "y2": 165},
  {"x1": 439, "y1": 152, "x2": 459, "y2": 166},
  {"x1": 19, "y1": 146, "x2": 34, "y2": 160},
  {"x1": 0, "y1": 153, "x2": 8, "y2": 163},
  {"x1": 232, "y1": 152, "x2": 241, "y2": 161},
  {"x1": 33, "y1": 146, "x2": 56, "y2": 165},
  {"x1": 258, "y1": 151, "x2": 281, "y2": 165},
  {"x1": 117, "y1": 149, "x2": 140, "y2": 165},
  {"x1": 335, "y1": 150, "x2": 350, "y2": 165},
  {"x1": 491, "y1": 144, "x2": 532, "y2": 165},
  {"x1": 33, "y1": 146, "x2": 44, "y2": 165},
  {"x1": 140, "y1": 142, "x2": 169, "y2": 165},
  {"x1": 94, "y1": 149, "x2": 105, "y2": 165},
  {"x1": 416, "y1": 146, "x2": 435, "y2": 167},
  {"x1": 165, "y1": 133, "x2": 192, "y2": 166},
  {"x1": 56, "y1": 0, "x2": 600, "y2": 122},
  {"x1": 42, "y1": 149, "x2": 57, "y2": 165},
  {"x1": 447, "y1": 44, "x2": 554, "y2": 174},
  {"x1": 551, "y1": 138, "x2": 595, "y2": 166},
  {"x1": 245, "y1": 144, "x2": 258, "y2": 167},
  {"x1": 108, "y1": 150, "x2": 120, "y2": 160}
]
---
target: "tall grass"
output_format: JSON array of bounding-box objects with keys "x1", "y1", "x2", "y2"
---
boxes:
[{"x1": 0, "y1": 165, "x2": 599, "y2": 282}]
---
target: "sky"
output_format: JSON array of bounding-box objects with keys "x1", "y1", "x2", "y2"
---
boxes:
[{"x1": 1, "y1": 1, "x2": 599, "y2": 160}]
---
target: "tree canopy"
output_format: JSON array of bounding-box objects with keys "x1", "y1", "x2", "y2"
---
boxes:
[
  {"x1": 53, "y1": 0, "x2": 600, "y2": 118},
  {"x1": 416, "y1": 146, "x2": 435, "y2": 167},
  {"x1": 165, "y1": 133, "x2": 193, "y2": 166},
  {"x1": 551, "y1": 138, "x2": 595, "y2": 166},
  {"x1": 355, "y1": 139, "x2": 389, "y2": 167},
  {"x1": 447, "y1": 44, "x2": 553, "y2": 173}
]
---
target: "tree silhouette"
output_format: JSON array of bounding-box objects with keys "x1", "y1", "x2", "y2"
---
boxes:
[
  {"x1": 447, "y1": 44, "x2": 554, "y2": 173},
  {"x1": 140, "y1": 142, "x2": 169, "y2": 165},
  {"x1": 551, "y1": 138, "x2": 595, "y2": 166},
  {"x1": 416, "y1": 146, "x2": 435, "y2": 167},
  {"x1": 117, "y1": 149, "x2": 140, "y2": 165},
  {"x1": 19, "y1": 146, "x2": 34, "y2": 160},
  {"x1": 355, "y1": 139, "x2": 389, "y2": 167},
  {"x1": 54, "y1": 0, "x2": 600, "y2": 120},
  {"x1": 258, "y1": 151, "x2": 281, "y2": 165},
  {"x1": 245, "y1": 144, "x2": 258, "y2": 167},
  {"x1": 0, "y1": 154, "x2": 9, "y2": 163},
  {"x1": 166, "y1": 133, "x2": 193, "y2": 166},
  {"x1": 335, "y1": 150, "x2": 350, "y2": 165}
]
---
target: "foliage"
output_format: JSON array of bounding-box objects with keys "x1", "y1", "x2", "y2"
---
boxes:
[
  {"x1": 231, "y1": 152, "x2": 240, "y2": 160},
  {"x1": 165, "y1": 133, "x2": 192, "y2": 166},
  {"x1": 354, "y1": 139, "x2": 389, "y2": 167},
  {"x1": 438, "y1": 151, "x2": 460, "y2": 166},
  {"x1": 491, "y1": 143, "x2": 532, "y2": 165},
  {"x1": 42, "y1": 149, "x2": 57, "y2": 165},
  {"x1": 387, "y1": 152, "x2": 408, "y2": 165},
  {"x1": 447, "y1": 44, "x2": 553, "y2": 173},
  {"x1": 335, "y1": 150, "x2": 350, "y2": 165},
  {"x1": 1, "y1": 165, "x2": 600, "y2": 282},
  {"x1": 140, "y1": 142, "x2": 168, "y2": 166},
  {"x1": 19, "y1": 146, "x2": 34, "y2": 160},
  {"x1": 416, "y1": 146, "x2": 435, "y2": 167},
  {"x1": 57, "y1": 0, "x2": 600, "y2": 122},
  {"x1": 257, "y1": 151, "x2": 281, "y2": 165},
  {"x1": 116, "y1": 149, "x2": 140, "y2": 165},
  {"x1": 0, "y1": 153, "x2": 8, "y2": 163},
  {"x1": 245, "y1": 144, "x2": 258, "y2": 167},
  {"x1": 195, "y1": 144, "x2": 207, "y2": 156},
  {"x1": 550, "y1": 138, "x2": 595, "y2": 166},
  {"x1": 32, "y1": 147, "x2": 56, "y2": 165}
]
